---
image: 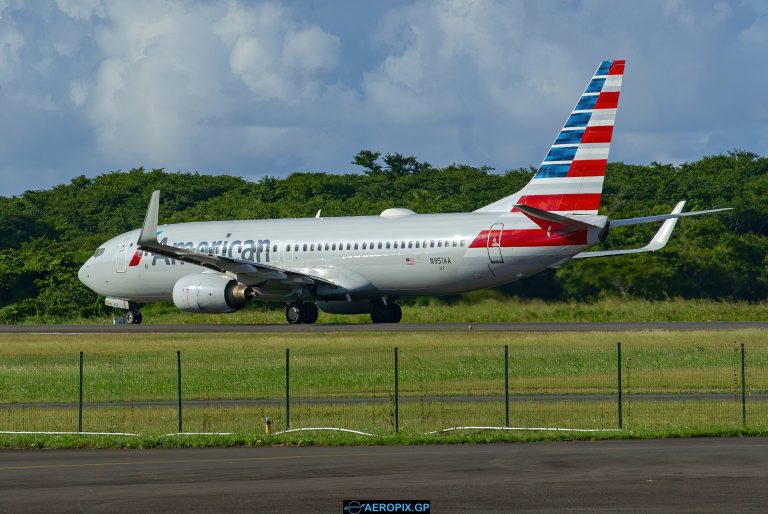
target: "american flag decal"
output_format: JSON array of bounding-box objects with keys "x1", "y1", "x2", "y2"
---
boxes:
[{"x1": 405, "y1": 257, "x2": 416, "y2": 265}]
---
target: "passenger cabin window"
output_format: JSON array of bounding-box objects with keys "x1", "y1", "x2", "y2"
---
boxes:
[
  {"x1": 408, "y1": 241, "x2": 413, "y2": 248},
  {"x1": 303, "y1": 244, "x2": 308, "y2": 251},
  {"x1": 394, "y1": 241, "x2": 398, "y2": 249},
  {"x1": 332, "y1": 243, "x2": 337, "y2": 250},
  {"x1": 378, "y1": 242, "x2": 383, "y2": 249},
  {"x1": 354, "y1": 243, "x2": 359, "y2": 250},
  {"x1": 430, "y1": 241, "x2": 435, "y2": 248},
  {"x1": 386, "y1": 242, "x2": 391, "y2": 249},
  {"x1": 460, "y1": 240, "x2": 465, "y2": 247},
  {"x1": 437, "y1": 241, "x2": 442, "y2": 248},
  {"x1": 452, "y1": 240, "x2": 457, "y2": 247},
  {"x1": 362, "y1": 242, "x2": 367, "y2": 250}
]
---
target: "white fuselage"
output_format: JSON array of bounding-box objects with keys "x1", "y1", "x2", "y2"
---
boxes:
[{"x1": 78, "y1": 210, "x2": 606, "y2": 304}]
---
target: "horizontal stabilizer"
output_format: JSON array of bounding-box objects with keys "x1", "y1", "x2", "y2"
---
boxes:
[
  {"x1": 573, "y1": 201, "x2": 686, "y2": 259},
  {"x1": 610, "y1": 207, "x2": 732, "y2": 227},
  {"x1": 515, "y1": 204, "x2": 598, "y2": 231}
]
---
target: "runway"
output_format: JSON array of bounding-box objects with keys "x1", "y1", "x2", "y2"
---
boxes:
[
  {"x1": 1, "y1": 438, "x2": 767, "y2": 512},
  {"x1": 2, "y1": 321, "x2": 768, "y2": 334}
]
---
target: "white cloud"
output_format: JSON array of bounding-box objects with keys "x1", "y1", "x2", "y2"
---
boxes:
[
  {"x1": 215, "y1": 2, "x2": 340, "y2": 102},
  {"x1": 71, "y1": 1, "x2": 343, "y2": 171},
  {"x1": 55, "y1": 0, "x2": 104, "y2": 20}
]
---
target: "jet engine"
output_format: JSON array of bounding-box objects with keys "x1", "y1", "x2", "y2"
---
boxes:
[{"x1": 172, "y1": 273, "x2": 253, "y2": 314}]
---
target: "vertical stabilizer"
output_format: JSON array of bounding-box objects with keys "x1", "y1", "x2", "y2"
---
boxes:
[{"x1": 476, "y1": 59, "x2": 624, "y2": 214}]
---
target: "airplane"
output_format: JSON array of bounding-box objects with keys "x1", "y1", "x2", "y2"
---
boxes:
[{"x1": 78, "y1": 59, "x2": 729, "y2": 325}]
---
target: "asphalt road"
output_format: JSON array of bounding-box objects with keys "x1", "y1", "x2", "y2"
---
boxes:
[
  {"x1": 3, "y1": 321, "x2": 768, "y2": 334},
  {"x1": 1, "y1": 438, "x2": 767, "y2": 512}
]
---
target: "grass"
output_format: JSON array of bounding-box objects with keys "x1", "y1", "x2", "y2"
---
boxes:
[
  {"x1": 16, "y1": 295, "x2": 768, "y2": 324},
  {"x1": 2, "y1": 330, "x2": 768, "y2": 447}
]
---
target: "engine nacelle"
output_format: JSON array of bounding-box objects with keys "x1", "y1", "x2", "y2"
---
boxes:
[{"x1": 172, "y1": 273, "x2": 252, "y2": 314}]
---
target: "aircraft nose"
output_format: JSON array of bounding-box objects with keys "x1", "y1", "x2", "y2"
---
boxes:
[{"x1": 78, "y1": 261, "x2": 92, "y2": 288}]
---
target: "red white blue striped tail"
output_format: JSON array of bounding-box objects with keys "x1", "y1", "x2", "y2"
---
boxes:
[{"x1": 476, "y1": 59, "x2": 624, "y2": 214}]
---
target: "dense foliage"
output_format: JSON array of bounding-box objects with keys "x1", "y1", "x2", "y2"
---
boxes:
[{"x1": 0, "y1": 151, "x2": 763, "y2": 323}]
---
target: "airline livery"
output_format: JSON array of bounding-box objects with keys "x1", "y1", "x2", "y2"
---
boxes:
[{"x1": 78, "y1": 60, "x2": 728, "y2": 324}]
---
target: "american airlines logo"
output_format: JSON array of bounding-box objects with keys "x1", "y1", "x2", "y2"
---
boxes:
[{"x1": 133, "y1": 236, "x2": 274, "y2": 266}]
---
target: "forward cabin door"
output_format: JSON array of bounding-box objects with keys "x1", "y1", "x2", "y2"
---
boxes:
[
  {"x1": 115, "y1": 237, "x2": 128, "y2": 273},
  {"x1": 487, "y1": 223, "x2": 504, "y2": 263}
]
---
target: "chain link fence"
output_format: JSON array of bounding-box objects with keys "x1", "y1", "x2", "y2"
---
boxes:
[{"x1": 1, "y1": 340, "x2": 765, "y2": 436}]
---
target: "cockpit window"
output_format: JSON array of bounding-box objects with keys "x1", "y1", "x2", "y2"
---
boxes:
[{"x1": 93, "y1": 248, "x2": 105, "y2": 258}]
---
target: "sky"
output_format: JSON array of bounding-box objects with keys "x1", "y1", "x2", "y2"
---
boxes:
[{"x1": 1, "y1": 0, "x2": 768, "y2": 196}]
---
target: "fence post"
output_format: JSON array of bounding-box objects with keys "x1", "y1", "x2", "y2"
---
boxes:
[
  {"x1": 617, "y1": 342, "x2": 623, "y2": 429},
  {"x1": 176, "y1": 350, "x2": 182, "y2": 433},
  {"x1": 394, "y1": 347, "x2": 399, "y2": 434},
  {"x1": 504, "y1": 345, "x2": 509, "y2": 428},
  {"x1": 285, "y1": 348, "x2": 290, "y2": 431},
  {"x1": 78, "y1": 351, "x2": 83, "y2": 433},
  {"x1": 741, "y1": 343, "x2": 747, "y2": 427}
]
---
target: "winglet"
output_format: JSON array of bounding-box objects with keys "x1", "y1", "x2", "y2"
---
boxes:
[
  {"x1": 138, "y1": 190, "x2": 160, "y2": 247},
  {"x1": 644, "y1": 200, "x2": 685, "y2": 251}
]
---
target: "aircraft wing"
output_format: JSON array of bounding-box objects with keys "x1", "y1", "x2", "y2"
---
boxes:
[
  {"x1": 573, "y1": 200, "x2": 730, "y2": 259},
  {"x1": 137, "y1": 190, "x2": 340, "y2": 289}
]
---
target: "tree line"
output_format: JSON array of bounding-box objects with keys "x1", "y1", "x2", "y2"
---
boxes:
[{"x1": 0, "y1": 150, "x2": 763, "y2": 323}]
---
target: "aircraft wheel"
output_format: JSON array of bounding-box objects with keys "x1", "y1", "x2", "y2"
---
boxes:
[
  {"x1": 302, "y1": 303, "x2": 319, "y2": 324},
  {"x1": 370, "y1": 302, "x2": 391, "y2": 324},
  {"x1": 387, "y1": 303, "x2": 402, "y2": 324},
  {"x1": 285, "y1": 302, "x2": 304, "y2": 324},
  {"x1": 126, "y1": 310, "x2": 142, "y2": 325}
]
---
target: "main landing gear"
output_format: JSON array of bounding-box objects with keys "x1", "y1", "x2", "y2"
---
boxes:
[
  {"x1": 285, "y1": 302, "x2": 319, "y2": 324},
  {"x1": 370, "y1": 301, "x2": 402, "y2": 324}
]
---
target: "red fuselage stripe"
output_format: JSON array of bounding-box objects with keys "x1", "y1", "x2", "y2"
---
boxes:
[{"x1": 469, "y1": 229, "x2": 588, "y2": 248}]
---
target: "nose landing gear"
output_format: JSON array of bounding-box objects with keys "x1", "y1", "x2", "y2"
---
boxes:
[
  {"x1": 124, "y1": 309, "x2": 142, "y2": 324},
  {"x1": 125, "y1": 310, "x2": 141, "y2": 325}
]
